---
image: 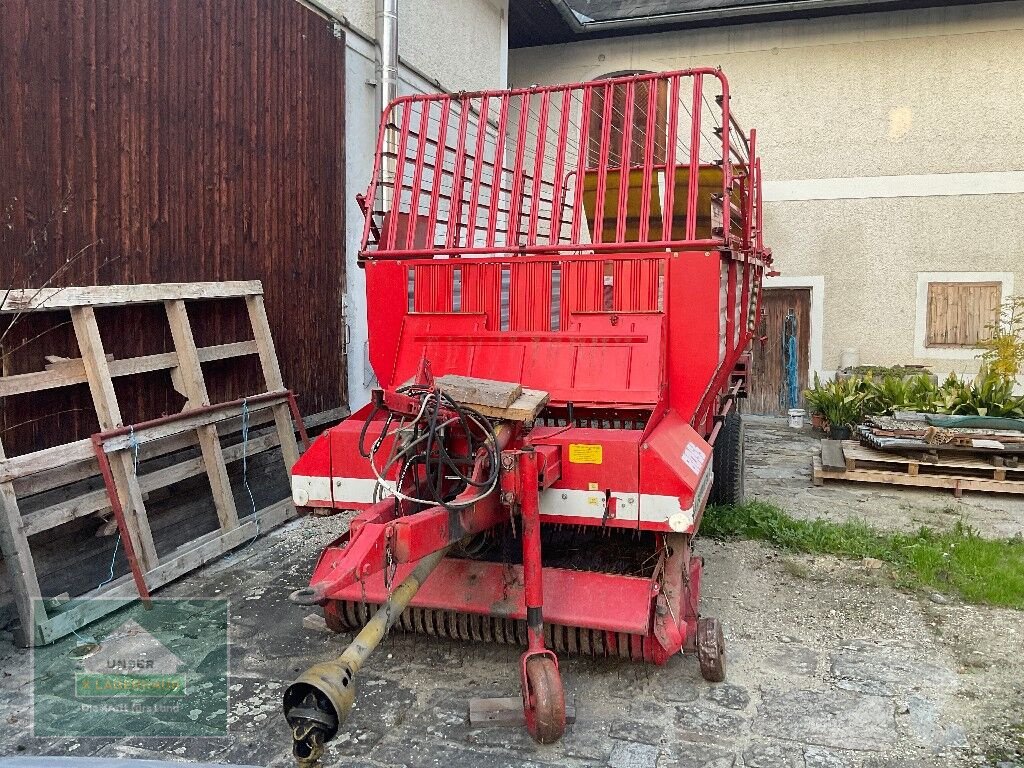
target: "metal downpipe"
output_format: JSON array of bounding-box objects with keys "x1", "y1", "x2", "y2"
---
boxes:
[{"x1": 376, "y1": 0, "x2": 399, "y2": 210}]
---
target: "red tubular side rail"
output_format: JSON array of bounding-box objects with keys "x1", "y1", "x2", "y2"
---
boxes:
[{"x1": 359, "y1": 68, "x2": 767, "y2": 263}]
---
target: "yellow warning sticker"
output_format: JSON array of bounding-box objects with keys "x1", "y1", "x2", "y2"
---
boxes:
[{"x1": 568, "y1": 443, "x2": 603, "y2": 464}]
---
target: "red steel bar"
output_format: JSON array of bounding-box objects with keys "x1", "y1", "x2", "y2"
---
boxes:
[
  {"x1": 592, "y1": 81, "x2": 614, "y2": 244},
  {"x1": 384, "y1": 99, "x2": 414, "y2": 249},
  {"x1": 485, "y1": 94, "x2": 510, "y2": 249},
  {"x1": 404, "y1": 101, "x2": 433, "y2": 250},
  {"x1": 425, "y1": 99, "x2": 452, "y2": 248},
  {"x1": 719, "y1": 81, "x2": 733, "y2": 240},
  {"x1": 637, "y1": 80, "x2": 657, "y2": 243},
  {"x1": 519, "y1": 448, "x2": 545, "y2": 652},
  {"x1": 662, "y1": 74, "x2": 681, "y2": 242},
  {"x1": 614, "y1": 80, "x2": 635, "y2": 244},
  {"x1": 508, "y1": 93, "x2": 532, "y2": 247},
  {"x1": 370, "y1": 238, "x2": 726, "y2": 259},
  {"x1": 446, "y1": 98, "x2": 473, "y2": 250},
  {"x1": 549, "y1": 89, "x2": 573, "y2": 245},
  {"x1": 90, "y1": 436, "x2": 152, "y2": 600},
  {"x1": 570, "y1": 85, "x2": 593, "y2": 244},
  {"x1": 466, "y1": 95, "x2": 491, "y2": 249},
  {"x1": 527, "y1": 91, "x2": 551, "y2": 243},
  {"x1": 725, "y1": 257, "x2": 737, "y2": 354},
  {"x1": 685, "y1": 74, "x2": 703, "y2": 242}
]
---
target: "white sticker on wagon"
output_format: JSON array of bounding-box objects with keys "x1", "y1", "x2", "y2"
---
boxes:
[{"x1": 681, "y1": 442, "x2": 706, "y2": 475}]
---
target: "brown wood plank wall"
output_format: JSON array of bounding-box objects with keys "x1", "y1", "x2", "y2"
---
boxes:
[{"x1": 0, "y1": 0, "x2": 346, "y2": 457}]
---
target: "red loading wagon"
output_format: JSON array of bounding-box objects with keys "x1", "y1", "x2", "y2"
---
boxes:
[{"x1": 283, "y1": 68, "x2": 772, "y2": 761}]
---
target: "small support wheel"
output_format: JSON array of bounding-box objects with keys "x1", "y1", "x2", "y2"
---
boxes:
[
  {"x1": 524, "y1": 656, "x2": 566, "y2": 744},
  {"x1": 697, "y1": 616, "x2": 726, "y2": 683}
]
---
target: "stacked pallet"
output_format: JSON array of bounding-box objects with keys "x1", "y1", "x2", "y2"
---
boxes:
[
  {"x1": 813, "y1": 437, "x2": 1024, "y2": 498},
  {"x1": 0, "y1": 282, "x2": 309, "y2": 646}
]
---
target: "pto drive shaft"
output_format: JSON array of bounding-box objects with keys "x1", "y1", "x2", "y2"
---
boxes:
[{"x1": 282, "y1": 546, "x2": 449, "y2": 766}]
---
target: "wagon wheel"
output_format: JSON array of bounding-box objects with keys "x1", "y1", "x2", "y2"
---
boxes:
[
  {"x1": 525, "y1": 656, "x2": 566, "y2": 744},
  {"x1": 697, "y1": 616, "x2": 726, "y2": 683},
  {"x1": 709, "y1": 413, "x2": 745, "y2": 506}
]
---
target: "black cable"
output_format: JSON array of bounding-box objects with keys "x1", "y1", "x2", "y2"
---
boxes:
[
  {"x1": 366, "y1": 385, "x2": 501, "y2": 514},
  {"x1": 357, "y1": 402, "x2": 383, "y2": 459}
]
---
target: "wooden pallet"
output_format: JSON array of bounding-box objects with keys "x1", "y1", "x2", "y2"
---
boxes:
[
  {"x1": 812, "y1": 440, "x2": 1024, "y2": 497},
  {"x1": 0, "y1": 282, "x2": 305, "y2": 645}
]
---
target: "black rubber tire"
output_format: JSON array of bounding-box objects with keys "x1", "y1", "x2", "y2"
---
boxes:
[{"x1": 709, "y1": 412, "x2": 745, "y2": 506}]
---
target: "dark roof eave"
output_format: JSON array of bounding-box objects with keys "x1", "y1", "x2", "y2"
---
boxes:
[{"x1": 509, "y1": 0, "x2": 1006, "y2": 48}]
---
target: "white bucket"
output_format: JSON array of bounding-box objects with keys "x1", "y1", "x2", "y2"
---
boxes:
[
  {"x1": 787, "y1": 408, "x2": 806, "y2": 429},
  {"x1": 839, "y1": 347, "x2": 860, "y2": 370}
]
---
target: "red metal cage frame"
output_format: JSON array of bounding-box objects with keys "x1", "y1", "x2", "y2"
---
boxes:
[{"x1": 359, "y1": 68, "x2": 769, "y2": 262}]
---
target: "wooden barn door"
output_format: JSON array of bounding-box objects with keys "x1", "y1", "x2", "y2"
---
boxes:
[{"x1": 748, "y1": 288, "x2": 811, "y2": 415}]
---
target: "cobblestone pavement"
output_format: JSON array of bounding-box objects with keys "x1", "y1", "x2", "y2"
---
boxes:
[{"x1": 1, "y1": 420, "x2": 1021, "y2": 767}]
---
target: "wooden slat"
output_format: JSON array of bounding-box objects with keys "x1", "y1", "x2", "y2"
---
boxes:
[
  {"x1": 12, "y1": 405, "x2": 342, "y2": 498},
  {"x1": 35, "y1": 499, "x2": 295, "y2": 645},
  {"x1": 0, "y1": 439, "x2": 95, "y2": 485},
  {"x1": 7, "y1": 403, "x2": 283, "y2": 495},
  {"x1": 21, "y1": 431, "x2": 281, "y2": 536},
  {"x1": 70, "y1": 306, "x2": 159, "y2": 571},
  {"x1": 436, "y1": 374, "x2": 523, "y2": 409},
  {"x1": 246, "y1": 295, "x2": 302, "y2": 474},
  {"x1": 812, "y1": 456, "x2": 1024, "y2": 497},
  {"x1": 101, "y1": 394, "x2": 288, "y2": 453},
  {"x1": 925, "y1": 281, "x2": 1001, "y2": 348},
  {"x1": 0, "y1": 440, "x2": 44, "y2": 647},
  {"x1": 0, "y1": 281, "x2": 263, "y2": 313},
  {"x1": 819, "y1": 440, "x2": 846, "y2": 472},
  {"x1": 21, "y1": 487, "x2": 112, "y2": 538},
  {"x1": 164, "y1": 300, "x2": 239, "y2": 532},
  {"x1": 0, "y1": 340, "x2": 259, "y2": 398},
  {"x1": 841, "y1": 441, "x2": 1020, "y2": 474},
  {"x1": 469, "y1": 697, "x2": 577, "y2": 727},
  {"x1": 466, "y1": 387, "x2": 550, "y2": 422}
]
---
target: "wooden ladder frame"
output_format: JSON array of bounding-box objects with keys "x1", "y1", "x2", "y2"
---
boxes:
[{"x1": 0, "y1": 282, "x2": 307, "y2": 646}]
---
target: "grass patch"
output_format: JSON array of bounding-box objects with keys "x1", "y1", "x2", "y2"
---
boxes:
[{"x1": 702, "y1": 501, "x2": 1024, "y2": 610}]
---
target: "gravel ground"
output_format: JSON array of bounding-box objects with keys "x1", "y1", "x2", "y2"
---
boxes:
[
  {"x1": 744, "y1": 416, "x2": 1024, "y2": 540},
  {"x1": 0, "y1": 419, "x2": 1021, "y2": 767}
]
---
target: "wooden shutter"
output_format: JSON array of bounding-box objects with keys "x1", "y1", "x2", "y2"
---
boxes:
[{"x1": 925, "y1": 282, "x2": 1001, "y2": 347}]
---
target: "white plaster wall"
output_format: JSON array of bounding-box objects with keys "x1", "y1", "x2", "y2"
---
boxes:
[
  {"x1": 509, "y1": 1, "x2": 1024, "y2": 380},
  {"x1": 319, "y1": 0, "x2": 508, "y2": 91},
  {"x1": 312, "y1": 0, "x2": 508, "y2": 410},
  {"x1": 342, "y1": 35, "x2": 464, "y2": 410}
]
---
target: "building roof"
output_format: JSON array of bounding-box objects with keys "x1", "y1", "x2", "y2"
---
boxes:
[{"x1": 509, "y1": 0, "x2": 1006, "y2": 48}]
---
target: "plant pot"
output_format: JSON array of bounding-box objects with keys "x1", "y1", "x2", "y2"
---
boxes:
[
  {"x1": 828, "y1": 424, "x2": 852, "y2": 440},
  {"x1": 811, "y1": 413, "x2": 826, "y2": 432}
]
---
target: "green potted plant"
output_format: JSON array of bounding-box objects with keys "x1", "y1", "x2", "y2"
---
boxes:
[
  {"x1": 804, "y1": 373, "x2": 829, "y2": 432},
  {"x1": 805, "y1": 375, "x2": 864, "y2": 439},
  {"x1": 979, "y1": 296, "x2": 1024, "y2": 382}
]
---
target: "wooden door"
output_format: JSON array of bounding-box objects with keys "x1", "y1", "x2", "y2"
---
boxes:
[{"x1": 748, "y1": 288, "x2": 811, "y2": 415}]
